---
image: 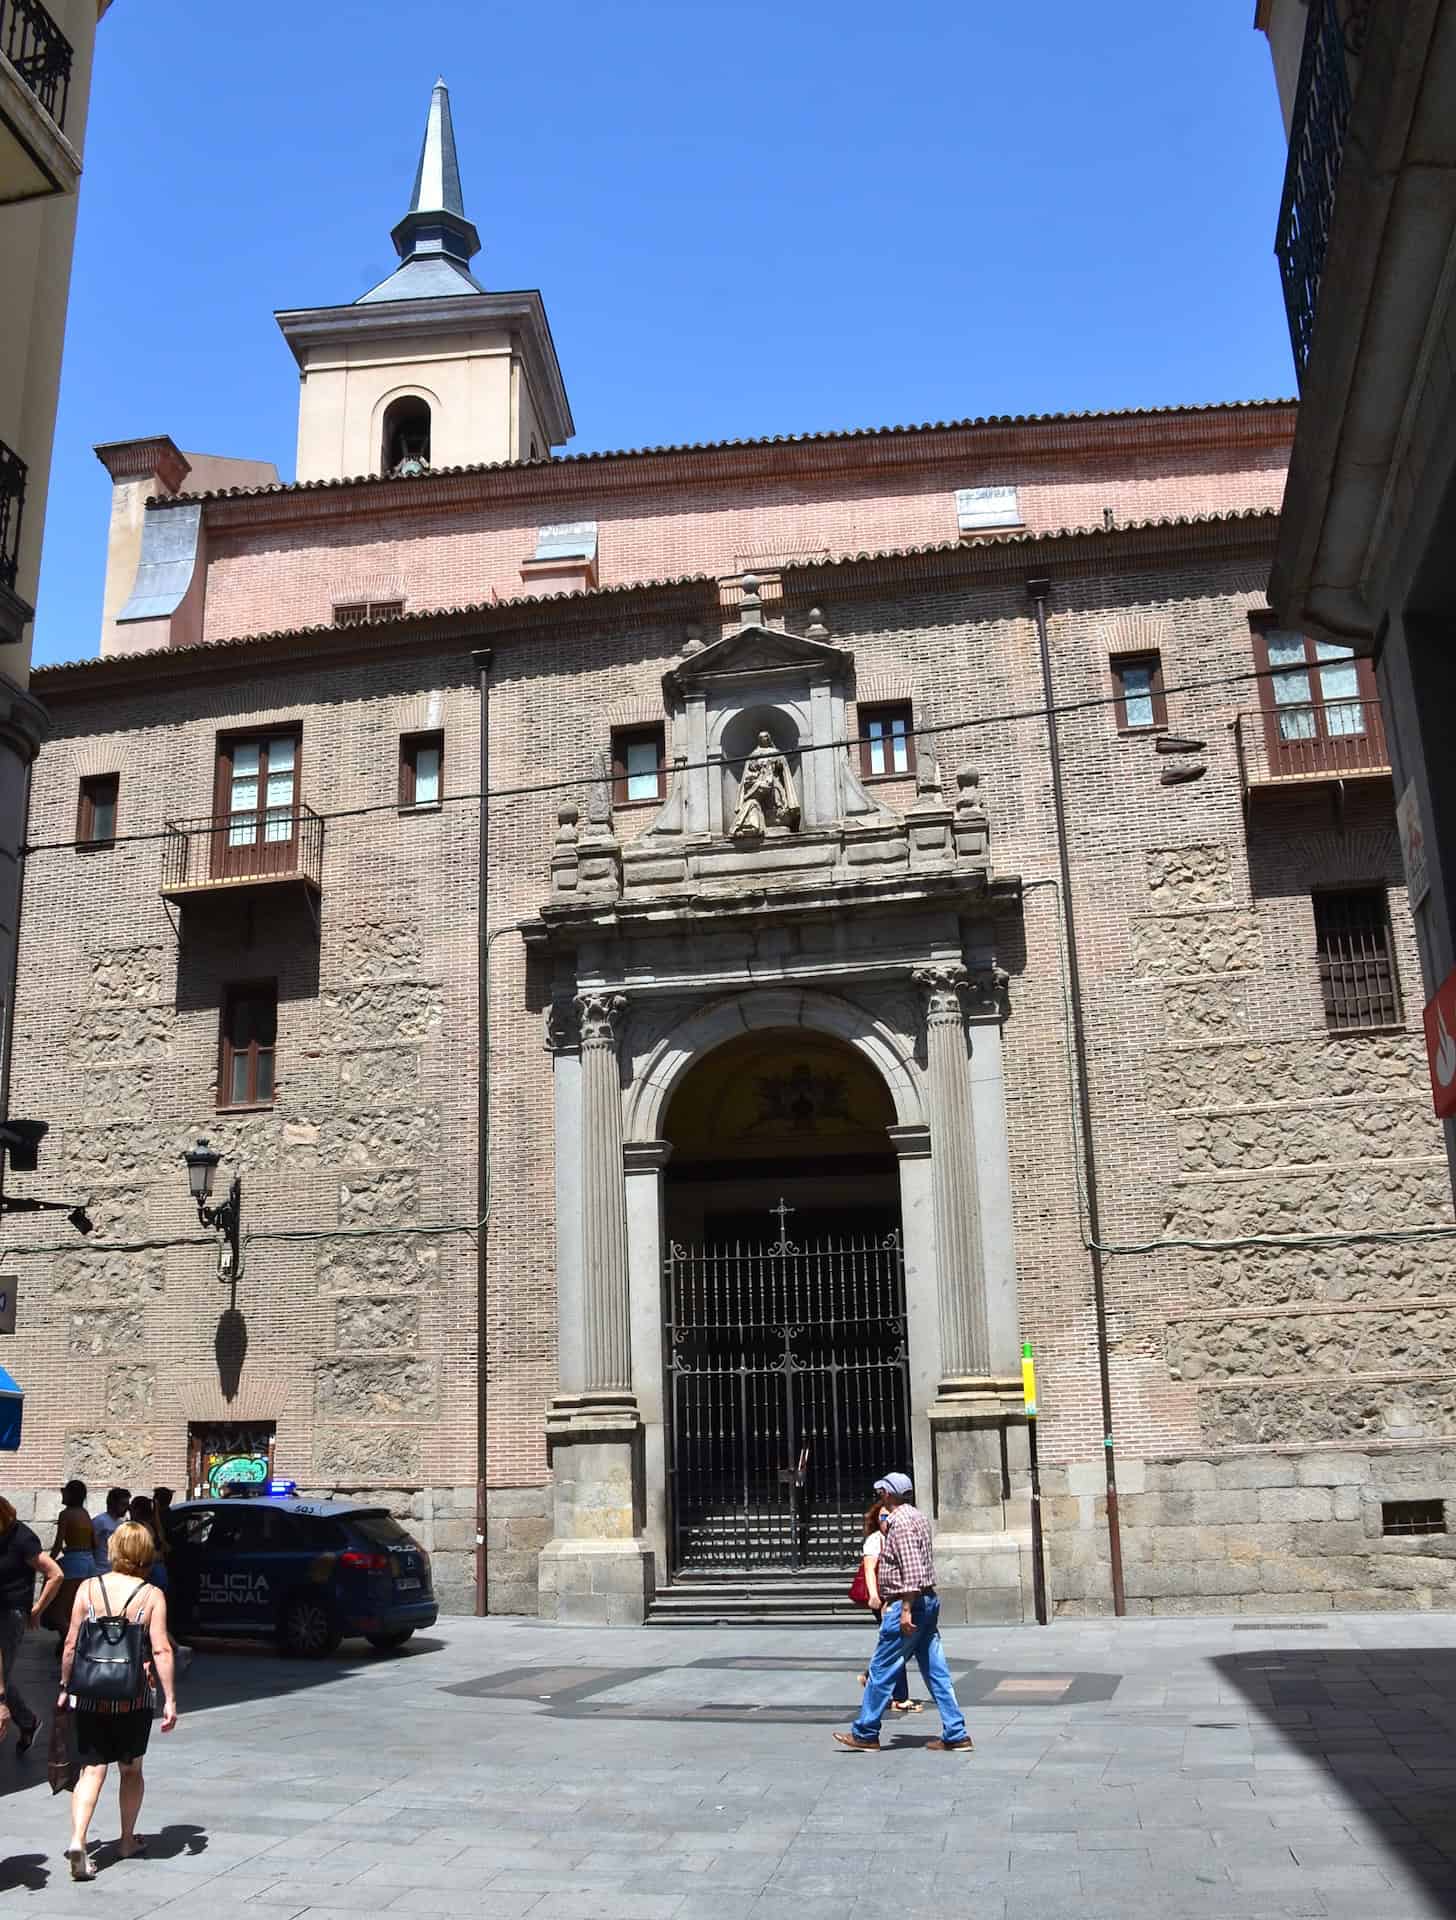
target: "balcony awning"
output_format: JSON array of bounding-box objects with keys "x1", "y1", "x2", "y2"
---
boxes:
[{"x1": 0, "y1": 1363, "x2": 21, "y2": 1451}]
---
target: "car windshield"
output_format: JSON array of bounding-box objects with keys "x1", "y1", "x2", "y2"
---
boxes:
[{"x1": 349, "y1": 1514, "x2": 413, "y2": 1548}]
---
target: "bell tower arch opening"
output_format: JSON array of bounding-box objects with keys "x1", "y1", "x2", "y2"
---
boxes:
[
  {"x1": 381, "y1": 394, "x2": 433, "y2": 476},
  {"x1": 661, "y1": 1028, "x2": 910, "y2": 1572}
]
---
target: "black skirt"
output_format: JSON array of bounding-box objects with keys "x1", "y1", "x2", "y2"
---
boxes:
[{"x1": 74, "y1": 1708, "x2": 152, "y2": 1766}]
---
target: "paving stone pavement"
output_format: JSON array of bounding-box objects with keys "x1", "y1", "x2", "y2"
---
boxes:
[{"x1": 5, "y1": 1609, "x2": 1456, "y2": 1917}]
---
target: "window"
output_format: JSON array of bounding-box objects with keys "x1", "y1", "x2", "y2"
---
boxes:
[
  {"x1": 381, "y1": 395, "x2": 431, "y2": 475},
  {"x1": 1259, "y1": 628, "x2": 1367, "y2": 743},
  {"x1": 1313, "y1": 889, "x2": 1401, "y2": 1031},
  {"x1": 859, "y1": 703, "x2": 916, "y2": 778},
  {"x1": 400, "y1": 731, "x2": 444, "y2": 807},
  {"x1": 214, "y1": 731, "x2": 300, "y2": 878},
  {"x1": 334, "y1": 600, "x2": 404, "y2": 627},
  {"x1": 611, "y1": 725, "x2": 665, "y2": 805},
  {"x1": 219, "y1": 983, "x2": 278, "y2": 1108},
  {"x1": 1382, "y1": 1500, "x2": 1445, "y2": 1537},
  {"x1": 76, "y1": 773, "x2": 118, "y2": 848},
  {"x1": 1110, "y1": 653, "x2": 1167, "y2": 731},
  {"x1": 1251, "y1": 625, "x2": 1382, "y2": 774}
]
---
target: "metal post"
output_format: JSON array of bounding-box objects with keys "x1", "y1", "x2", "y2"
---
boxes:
[
  {"x1": 1024, "y1": 1340, "x2": 1048, "y2": 1627},
  {"x1": 473, "y1": 647, "x2": 492, "y2": 1617},
  {"x1": 1028, "y1": 578, "x2": 1126, "y2": 1617}
]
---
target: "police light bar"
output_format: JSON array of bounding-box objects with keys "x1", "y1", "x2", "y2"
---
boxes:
[{"x1": 267, "y1": 1478, "x2": 297, "y2": 1496}]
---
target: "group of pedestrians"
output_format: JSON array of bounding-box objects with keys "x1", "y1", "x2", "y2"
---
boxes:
[{"x1": 0, "y1": 1485, "x2": 180, "y2": 1881}]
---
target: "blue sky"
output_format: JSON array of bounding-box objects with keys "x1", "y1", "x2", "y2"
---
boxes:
[{"x1": 32, "y1": 1, "x2": 1293, "y2": 667}]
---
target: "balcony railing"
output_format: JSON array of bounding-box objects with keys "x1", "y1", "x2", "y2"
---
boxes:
[
  {"x1": 0, "y1": 438, "x2": 24, "y2": 594},
  {"x1": 161, "y1": 805, "x2": 324, "y2": 901},
  {"x1": 1275, "y1": 0, "x2": 1357, "y2": 384},
  {"x1": 1, "y1": 0, "x2": 73, "y2": 130},
  {"x1": 1234, "y1": 698, "x2": 1390, "y2": 795}
]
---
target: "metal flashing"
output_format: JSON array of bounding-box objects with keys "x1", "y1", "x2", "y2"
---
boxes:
[{"x1": 116, "y1": 501, "x2": 202, "y2": 622}]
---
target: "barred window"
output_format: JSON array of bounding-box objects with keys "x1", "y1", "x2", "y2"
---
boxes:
[
  {"x1": 334, "y1": 599, "x2": 403, "y2": 627},
  {"x1": 1313, "y1": 888, "x2": 1401, "y2": 1031}
]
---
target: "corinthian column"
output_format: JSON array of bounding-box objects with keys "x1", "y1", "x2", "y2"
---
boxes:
[
  {"x1": 577, "y1": 989, "x2": 632, "y2": 1394},
  {"x1": 914, "y1": 964, "x2": 990, "y2": 1381}
]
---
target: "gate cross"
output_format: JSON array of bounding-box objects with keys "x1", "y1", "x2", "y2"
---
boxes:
[{"x1": 770, "y1": 1196, "x2": 795, "y2": 1244}]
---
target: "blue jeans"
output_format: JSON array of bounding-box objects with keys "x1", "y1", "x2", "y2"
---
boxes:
[{"x1": 851, "y1": 1595, "x2": 966, "y2": 1743}]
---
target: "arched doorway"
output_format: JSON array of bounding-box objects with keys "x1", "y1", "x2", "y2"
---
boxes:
[{"x1": 661, "y1": 1028, "x2": 911, "y2": 1571}]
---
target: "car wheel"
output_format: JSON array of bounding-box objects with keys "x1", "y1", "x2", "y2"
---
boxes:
[
  {"x1": 279, "y1": 1595, "x2": 341, "y2": 1658},
  {"x1": 366, "y1": 1629, "x2": 415, "y2": 1652}
]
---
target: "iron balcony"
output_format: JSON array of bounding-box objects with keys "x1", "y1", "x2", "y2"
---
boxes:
[
  {"x1": 1274, "y1": 0, "x2": 1357, "y2": 385},
  {"x1": 161, "y1": 804, "x2": 324, "y2": 906},
  {"x1": 0, "y1": 437, "x2": 25, "y2": 594}
]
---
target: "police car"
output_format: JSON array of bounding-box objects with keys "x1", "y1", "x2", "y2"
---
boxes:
[{"x1": 166, "y1": 1491, "x2": 439, "y2": 1657}]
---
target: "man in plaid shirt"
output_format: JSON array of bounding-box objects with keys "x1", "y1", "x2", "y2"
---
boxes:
[{"x1": 834, "y1": 1472, "x2": 972, "y2": 1752}]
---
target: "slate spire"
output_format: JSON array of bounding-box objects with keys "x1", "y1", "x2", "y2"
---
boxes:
[{"x1": 357, "y1": 78, "x2": 484, "y2": 303}]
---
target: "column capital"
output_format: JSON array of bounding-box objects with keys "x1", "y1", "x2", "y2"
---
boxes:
[
  {"x1": 913, "y1": 962, "x2": 968, "y2": 1027},
  {"x1": 544, "y1": 995, "x2": 581, "y2": 1053},
  {"x1": 576, "y1": 989, "x2": 626, "y2": 1050}
]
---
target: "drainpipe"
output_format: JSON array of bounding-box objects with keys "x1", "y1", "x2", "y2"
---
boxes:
[
  {"x1": 1026, "y1": 578, "x2": 1126, "y2": 1617},
  {"x1": 472, "y1": 647, "x2": 492, "y2": 1617}
]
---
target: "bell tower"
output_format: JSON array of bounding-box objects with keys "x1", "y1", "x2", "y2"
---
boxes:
[{"x1": 276, "y1": 80, "x2": 573, "y2": 483}]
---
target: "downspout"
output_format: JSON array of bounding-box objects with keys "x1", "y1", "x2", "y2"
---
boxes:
[
  {"x1": 1026, "y1": 578, "x2": 1126, "y2": 1617},
  {"x1": 473, "y1": 647, "x2": 492, "y2": 1617},
  {"x1": 0, "y1": 758, "x2": 33, "y2": 1222}
]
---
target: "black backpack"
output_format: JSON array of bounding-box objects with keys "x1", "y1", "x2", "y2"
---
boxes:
[{"x1": 71, "y1": 1576, "x2": 152, "y2": 1705}]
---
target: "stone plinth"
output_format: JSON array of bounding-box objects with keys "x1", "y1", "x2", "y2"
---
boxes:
[
  {"x1": 928, "y1": 1374, "x2": 1032, "y2": 1623},
  {"x1": 539, "y1": 1393, "x2": 655, "y2": 1625}
]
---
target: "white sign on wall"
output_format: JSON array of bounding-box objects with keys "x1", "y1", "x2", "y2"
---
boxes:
[
  {"x1": 1398, "y1": 780, "x2": 1431, "y2": 909},
  {"x1": 955, "y1": 485, "x2": 1021, "y2": 532}
]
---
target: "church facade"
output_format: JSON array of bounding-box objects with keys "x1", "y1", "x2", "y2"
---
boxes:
[{"x1": 5, "y1": 85, "x2": 1452, "y2": 1623}]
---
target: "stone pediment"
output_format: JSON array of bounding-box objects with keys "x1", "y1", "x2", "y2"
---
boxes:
[{"x1": 666, "y1": 619, "x2": 852, "y2": 693}]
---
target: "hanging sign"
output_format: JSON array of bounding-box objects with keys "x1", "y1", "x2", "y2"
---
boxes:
[
  {"x1": 1398, "y1": 781, "x2": 1431, "y2": 909},
  {"x1": 1423, "y1": 965, "x2": 1456, "y2": 1118}
]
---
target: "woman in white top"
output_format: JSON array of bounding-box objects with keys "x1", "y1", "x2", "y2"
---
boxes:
[
  {"x1": 57, "y1": 1520, "x2": 178, "y2": 1880},
  {"x1": 856, "y1": 1498, "x2": 919, "y2": 1712}
]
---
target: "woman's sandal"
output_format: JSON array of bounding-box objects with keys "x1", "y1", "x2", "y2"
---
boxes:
[
  {"x1": 890, "y1": 1699, "x2": 924, "y2": 1713},
  {"x1": 64, "y1": 1846, "x2": 96, "y2": 1882}
]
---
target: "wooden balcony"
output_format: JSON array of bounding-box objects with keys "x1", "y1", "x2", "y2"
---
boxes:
[
  {"x1": 161, "y1": 805, "x2": 324, "y2": 907},
  {"x1": 1234, "y1": 698, "x2": 1391, "y2": 812}
]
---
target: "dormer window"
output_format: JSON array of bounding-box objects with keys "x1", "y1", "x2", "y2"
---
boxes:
[{"x1": 382, "y1": 396, "x2": 432, "y2": 476}]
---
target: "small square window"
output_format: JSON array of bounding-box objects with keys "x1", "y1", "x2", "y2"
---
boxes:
[
  {"x1": 76, "y1": 773, "x2": 119, "y2": 848},
  {"x1": 858, "y1": 703, "x2": 916, "y2": 779},
  {"x1": 334, "y1": 599, "x2": 404, "y2": 627},
  {"x1": 219, "y1": 982, "x2": 278, "y2": 1109},
  {"x1": 400, "y1": 731, "x2": 444, "y2": 808},
  {"x1": 1111, "y1": 652, "x2": 1167, "y2": 731},
  {"x1": 1382, "y1": 1499, "x2": 1445, "y2": 1536},
  {"x1": 611, "y1": 725, "x2": 665, "y2": 806}
]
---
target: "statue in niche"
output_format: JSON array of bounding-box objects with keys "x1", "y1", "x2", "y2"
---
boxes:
[{"x1": 729, "y1": 731, "x2": 801, "y2": 837}]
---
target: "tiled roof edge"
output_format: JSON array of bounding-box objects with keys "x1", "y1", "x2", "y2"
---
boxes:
[
  {"x1": 35, "y1": 509, "x2": 1280, "y2": 689},
  {"x1": 144, "y1": 398, "x2": 1298, "y2": 510}
]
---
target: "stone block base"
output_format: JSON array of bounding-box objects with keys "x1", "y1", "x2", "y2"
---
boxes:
[
  {"x1": 1044, "y1": 1445, "x2": 1456, "y2": 1617},
  {"x1": 933, "y1": 1529, "x2": 1033, "y2": 1624},
  {"x1": 486, "y1": 1486, "x2": 551, "y2": 1616},
  {"x1": 538, "y1": 1538, "x2": 656, "y2": 1625}
]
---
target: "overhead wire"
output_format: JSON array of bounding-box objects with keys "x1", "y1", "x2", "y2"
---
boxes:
[{"x1": 21, "y1": 659, "x2": 1294, "y2": 857}]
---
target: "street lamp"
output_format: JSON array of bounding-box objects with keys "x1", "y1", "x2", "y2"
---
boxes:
[{"x1": 183, "y1": 1138, "x2": 242, "y2": 1281}]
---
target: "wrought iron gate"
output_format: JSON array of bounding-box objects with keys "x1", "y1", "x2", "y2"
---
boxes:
[{"x1": 665, "y1": 1215, "x2": 910, "y2": 1570}]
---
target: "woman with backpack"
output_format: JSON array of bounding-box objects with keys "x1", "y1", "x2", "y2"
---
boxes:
[{"x1": 56, "y1": 1519, "x2": 178, "y2": 1880}]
